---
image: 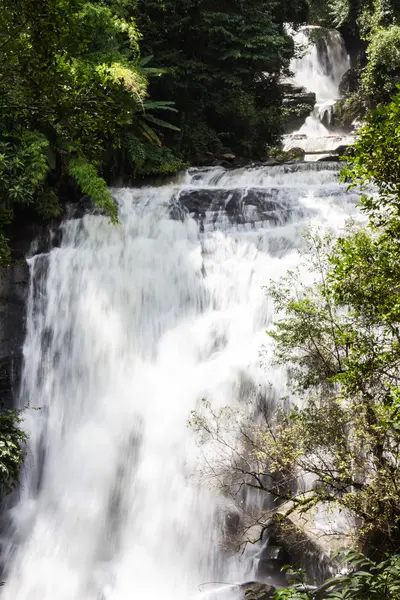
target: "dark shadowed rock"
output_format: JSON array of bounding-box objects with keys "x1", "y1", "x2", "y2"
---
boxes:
[
  {"x1": 174, "y1": 187, "x2": 306, "y2": 230},
  {"x1": 255, "y1": 515, "x2": 334, "y2": 586},
  {"x1": 202, "y1": 582, "x2": 275, "y2": 600},
  {"x1": 339, "y1": 67, "x2": 361, "y2": 98},
  {"x1": 317, "y1": 154, "x2": 340, "y2": 162},
  {"x1": 0, "y1": 212, "x2": 64, "y2": 409},
  {"x1": 0, "y1": 263, "x2": 29, "y2": 408},
  {"x1": 239, "y1": 582, "x2": 276, "y2": 600},
  {"x1": 255, "y1": 544, "x2": 289, "y2": 586},
  {"x1": 281, "y1": 83, "x2": 316, "y2": 134}
]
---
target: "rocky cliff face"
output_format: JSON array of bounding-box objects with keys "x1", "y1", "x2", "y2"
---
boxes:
[
  {"x1": 0, "y1": 263, "x2": 29, "y2": 409},
  {"x1": 281, "y1": 83, "x2": 317, "y2": 134},
  {"x1": 0, "y1": 217, "x2": 61, "y2": 409}
]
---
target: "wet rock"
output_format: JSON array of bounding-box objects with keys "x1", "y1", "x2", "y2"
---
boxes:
[
  {"x1": 287, "y1": 147, "x2": 306, "y2": 161},
  {"x1": 281, "y1": 83, "x2": 316, "y2": 134},
  {"x1": 232, "y1": 157, "x2": 254, "y2": 169},
  {"x1": 335, "y1": 144, "x2": 350, "y2": 156},
  {"x1": 219, "y1": 161, "x2": 235, "y2": 170},
  {"x1": 255, "y1": 514, "x2": 335, "y2": 586},
  {"x1": 239, "y1": 582, "x2": 276, "y2": 600},
  {"x1": 204, "y1": 582, "x2": 276, "y2": 600},
  {"x1": 255, "y1": 544, "x2": 289, "y2": 586},
  {"x1": 317, "y1": 154, "x2": 340, "y2": 162},
  {"x1": 224, "y1": 507, "x2": 241, "y2": 536},
  {"x1": 285, "y1": 133, "x2": 355, "y2": 157},
  {"x1": 66, "y1": 195, "x2": 96, "y2": 220},
  {"x1": 0, "y1": 211, "x2": 64, "y2": 409},
  {"x1": 330, "y1": 96, "x2": 366, "y2": 134},
  {"x1": 175, "y1": 187, "x2": 306, "y2": 230},
  {"x1": 315, "y1": 144, "x2": 349, "y2": 162},
  {"x1": 268, "y1": 148, "x2": 305, "y2": 163},
  {"x1": 339, "y1": 67, "x2": 361, "y2": 98},
  {"x1": 318, "y1": 104, "x2": 335, "y2": 130},
  {"x1": 0, "y1": 263, "x2": 30, "y2": 408}
]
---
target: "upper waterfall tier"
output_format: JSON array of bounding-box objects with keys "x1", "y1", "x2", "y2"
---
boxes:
[
  {"x1": 290, "y1": 26, "x2": 350, "y2": 103},
  {"x1": 284, "y1": 26, "x2": 355, "y2": 159}
]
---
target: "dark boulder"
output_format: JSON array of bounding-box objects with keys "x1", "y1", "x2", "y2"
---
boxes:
[
  {"x1": 239, "y1": 582, "x2": 276, "y2": 600},
  {"x1": 255, "y1": 515, "x2": 334, "y2": 586},
  {"x1": 255, "y1": 544, "x2": 289, "y2": 586},
  {"x1": 0, "y1": 263, "x2": 29, "y2": 408},
  {"x1": 268, "y1": 148, "x2": 305, "y2": 163},
  {"x1": 281, "y1": 83, "x2": 316, "y2": 134},
  {"x1": 174, "y1": 187, "x2": 306, "y2": 230},
  {"x1": 339, "y1": 67, "x2": 361, "y2": 98},
  {"x1": 330, "y1": 95, "x2": 366, "y2": 134},
  {"x1": 317, "y1": 154, "x2": 340, "y2": 162},
  {"x1": 203, "y1": 582, "x2": 276, "y2": 600}
]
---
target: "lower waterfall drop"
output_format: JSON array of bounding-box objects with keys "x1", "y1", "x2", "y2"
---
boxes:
[{"x1": 2, "y1": 163, "x2": 358, "y2": 600}]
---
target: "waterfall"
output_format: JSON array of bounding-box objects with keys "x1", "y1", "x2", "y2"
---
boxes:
[
  {"x1": 2, "y1": 164, "x2": 358, "y2": 599},
  {"x1": 284, "y1": 26, "x2": 355, "y2": 158},
  {"x1": 291, "y1": 26, "x2": 350, "y2": 103}
]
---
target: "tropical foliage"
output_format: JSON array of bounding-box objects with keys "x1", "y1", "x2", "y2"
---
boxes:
[
  {"x1": 132, "y1": 0, "x2": 309, "y2": 160},
  {"x1": 0, "y1": 409, "x2": 26, "y2": 494},
  {"x1": 0, "y1": 0, "x2": 315, "y2": 264},
  {"x1": 274, "y1": 551, "x2": 400, "y2": 599},
  {"x1": 342, "y1": 86, "x2": 400, "y2": 219},
  {"x1": 0, "y1": 0, "x2": 186, "y2": 263}
]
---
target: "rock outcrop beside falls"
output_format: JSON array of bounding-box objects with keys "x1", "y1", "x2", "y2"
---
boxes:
[
  {"x1": 0, "y1": 219, "x2": 60, "y2": 408},
  {"x1": 282, "y1": 83, "x2": 317, "y2": 134},
  {"x1": 256, "y1": 515, "x2": 335, "y2": 585},
  {"x1": 0, "y1": 263, "x2": 29, "y2": 408}
]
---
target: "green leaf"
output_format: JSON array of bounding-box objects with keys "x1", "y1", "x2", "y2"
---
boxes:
[{"x1": 143, "y1": 114, "x2": 180, "y2": 131}]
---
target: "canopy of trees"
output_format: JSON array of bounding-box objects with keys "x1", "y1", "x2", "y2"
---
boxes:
[
  {"x1": 2, "y1": 0, "x2": 399, "y2": 267},
  {"x1": 132, "y1": 0, "x2": 308, "y2": 160}
]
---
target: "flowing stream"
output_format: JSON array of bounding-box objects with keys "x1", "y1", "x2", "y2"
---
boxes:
[{"x1": 2, "y1": 163, "x2": 358, "y2": 599}]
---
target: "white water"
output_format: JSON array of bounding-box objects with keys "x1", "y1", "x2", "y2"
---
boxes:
[
  {"x1": 291, "y1": 26, "x2": 350, "y2": 103},
  {"x1": 284, "y1": 26, "x2": 355, "y2": 156},
  {"x1": 2, "y1": 164, "x2": 358, "y2": 599}
]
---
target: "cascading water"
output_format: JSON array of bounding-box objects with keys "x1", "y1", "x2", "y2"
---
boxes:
[
  {"x1": 284, "y1": 26, "x2": 355, "y2": 158},
  {"x1": 291, "y1": 27, "x2": 350, "y2": 102},
  {"x1": 2, "y1": 163, "x2": 358, "y2": 599}
]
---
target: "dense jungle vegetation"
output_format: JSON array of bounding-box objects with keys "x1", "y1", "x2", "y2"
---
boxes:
[
  {"x1": 3, "y1": 0, "x2": 400, "y2": 594},
  {"x1": 0, "y1": 0, "x2": 399, "y2": 266},
  {"x1": 0, "y1": 0, "x2": 311, "y2": 266}
]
